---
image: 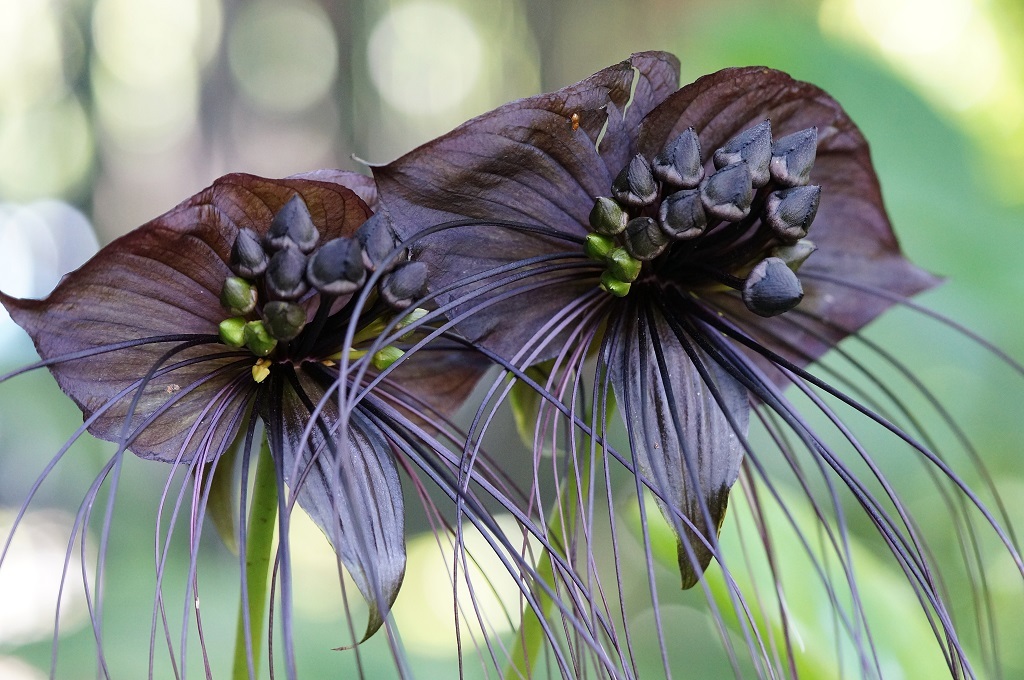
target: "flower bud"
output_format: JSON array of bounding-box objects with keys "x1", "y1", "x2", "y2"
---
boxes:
[
  {"x1": 713, "y1": 120, "x2": 772, "y2": 187},
  {"x1": 653, "y1": 128, "x2": 704, "y2": 189},
  {"x1": 218, "y1": 317, "x2": 247, "y2": 348},
  {"x1": 306, "y1": 237, "x2": 366, "y2": 295},
  {"x1": 220, "y1": 277, "x2": 257, "y2": 315},
  {"x1": 624, "y1": 216, "x2": 668, "y2": 261},
  {"x1": 589, "y1": 196, "x2": 628, "y2": 235},
  {"x1": 265, "y1": 195, "x2": 320, "y2": 253},
  {"x1": 243, "y1": 320, "x2": 278, "y2": 356},
  {"x1": 701, "y1": 162, "x2": 753, "y2": 222},
  {"x1": 380, "y1": 261, "x2": 427, "y2": 310},
  {"x1": 230, "y1": 228, "x2": 268, "y2": 278},
  {"x1": 371, "y1": 346, "x2": 405, "y2": 371},
  {"x1": 742, "y1": 257, "x2": 804, "y2": 317},
  {"x1": 265, "y1": 247, "x2": 309, "y2": 300},
  {"x1": 658, "y1": 189, "x2": 707, "y2": 240},
  {"x1": 770, "y1": 127, "x2": 817, "y2": 186},
  {"x1": 263, "y1": 300, "x2": 307, "y2": 341},
  {"x1": 607, "y1": 248, "x2": 642, "y2": 282},
  {"x1": 764, "y1": 185, "x2": 820, "y2": 243},
  {"x1": 357, "y1": 213, "x2": 400, "y2": 273},
  {"x1": 599, "y1": 271, "x2": 631, "y2": 297},
  {"x1": 771, "y1": 240, "x2": 817, "y2": 272},
  {"x1": 585, "y1": 232, "x2": 616, "y2": 261},
  {"x1": 611, "y1": 154, "x2": 658, "y2": 207}
]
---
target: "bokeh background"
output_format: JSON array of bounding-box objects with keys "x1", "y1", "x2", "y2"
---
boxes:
[{"x1": 2, "y1": 0, "x2": 1024, "y2": 678}]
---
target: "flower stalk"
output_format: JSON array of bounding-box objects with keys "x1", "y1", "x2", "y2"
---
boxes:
[{"x1": 233, "y1": 436, "x2": 277, "y2": 680}]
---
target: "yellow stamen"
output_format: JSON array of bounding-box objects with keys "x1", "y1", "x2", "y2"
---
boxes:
[{"x1": 252, "y1": 358, "x2": 272, "y2": 383}]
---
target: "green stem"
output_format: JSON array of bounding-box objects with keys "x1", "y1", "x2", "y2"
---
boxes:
[
  {"x1": 503, "y1": 409, "x2": 595, "y2": 679},
  {"x1": 232, "y1": 437, "x2": 278, "y2": 680}
]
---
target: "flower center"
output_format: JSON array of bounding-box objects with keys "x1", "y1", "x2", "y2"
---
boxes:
[
  {"x1": 585, "y1": 121, "x2": 820, "y2": 317},
  {"x1": 215, "y1": 195, "x2": 428, "y2": 382}
]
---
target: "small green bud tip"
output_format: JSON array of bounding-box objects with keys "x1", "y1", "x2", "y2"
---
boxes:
[
  {"x1": 588, "y1": 197, "x2": 628, "y2": 235},
  {"x1": 371, "y1": 345, "x2": 405, "y2": 371},
  {"x1": 397, "y1": 307, "x2": 429, "y2": 340},
  {"x1": 243, "y1": 320, "x2": 278, "y2": 356},
  {"x1": 771, "y1": 240, "x2": 817, "y2": 272},
  {"x1": 599, "y1": 271, "x2": 631, "y2": 297},
  {"x1": 218, "y1": 317, "x2": 247, "y2": 348},
  {"x1": 607, "y1": 248, "x2": 642, "y2": 282},
  {"x1": 585, "y1": 232, "x2": 616, "y2": 261},
  {"x1": 220, "y1": 277, "x2": 257, "y2": 315}
]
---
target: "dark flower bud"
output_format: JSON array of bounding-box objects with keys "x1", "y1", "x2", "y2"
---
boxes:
[
  {"x1": 230, "y1": 228, "x2": 268, "y2": 278},
  {"x1": 624, "y1": 216, "x2": 668, "y2": 261},
  {"x1": 658, "y1": 189, "x2": 707, "y2": 240},
  {"x1": 306, "y1": 237, "x2": 366, "y2": 296},
  {"x1": 764, "y1": 185, "x2": 821, "y2": 243},
  {"x1": 771, "y1": 239, "x2": 817, "y2": 271},
  {"x1": 713, "y1": 120, "x2": 772, "y2": 187},
  {"x1": 701, "y1": 162, "x2": 753, "y2": 222},
  {"x1": 611, "y1": 154, "x2": 658, "y2": 207},
  {"x1": 380, "y1": 261, "x2": 427, "y2": 310},
  {"x1": 742, "y1": 257, "x2": 804, "y2": 317},
  {"x1": 589, "y1": 196, "x2": 628, "y2": 235},
  {"x1": 607, "y1": 247, "x2": 642, "y2": 282},
  {"x1": 243, "y1": 320, "x2": 278, "y2": 356},
  {"x1": 585, "y1": 232, "x2": 616, "y2": 261},
  {"x1": 265, "y1": 195, "x2": 320, "y2": 253},
  {"x1": 653, "y1": 128, "x2": 704, "y2": 189},
  {"x1": 357, "y1": 212, "x2": 400, "y2": 273},
  {"x1": 770, "y1": 127, "x2": 817, "y2": 186},
  {"x1": 220, "y1": 276, "x2": 257, "y2": 315},
  {"x1": 265, "y1": 247, "x2": 309, "y2": 300},
  {"x1": 263, "y1": 300, "x2": 307, "y2": 341}
]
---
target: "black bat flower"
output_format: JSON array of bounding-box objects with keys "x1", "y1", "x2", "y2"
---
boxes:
[
  {"x1": 373, "y1": 52, "x2": 1022, "y2": 676},
  {"x1": 0, "y1": 172, "x2": 488, "y2": 677}
]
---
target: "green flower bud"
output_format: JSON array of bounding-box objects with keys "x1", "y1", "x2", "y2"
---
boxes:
[
  {"x1": 588, "y1": 197, "x2": 628, "y2": 235},
  {"x1": 584, "y1": 232, "x2": 616, "y2": 261},
  {"x1": 599, "y1": 270, "x2": 631, "y2": 297},
  {"x1": 220, "y1": 276, "x2": 257, "y2": 315},
  {"x1": 771, "y1": 240, "x2": 817, "y2": 272},
  {"x1": 371, "y1": 345, "x2": 405, "y2": 371},
  {"x1": 607, "y1": 248, "x2": 642, "y2": 282},
  {"x1": 263, "y1": 300, "x2": 307, "y2": 341},
  {"x1": 243, "y1": 320, "x2": 278, "y2": 356},
  {"x1": 218, "y1": 317, "x2": 247, "y2": 348}
]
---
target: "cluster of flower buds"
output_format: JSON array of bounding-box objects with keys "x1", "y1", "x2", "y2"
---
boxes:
[
  {"x1": 217, "y1": 195, "x2": 427, "y2": 377},
  {"x1": 585, "y1": 120, "x2": 821, "y2": 317}
]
